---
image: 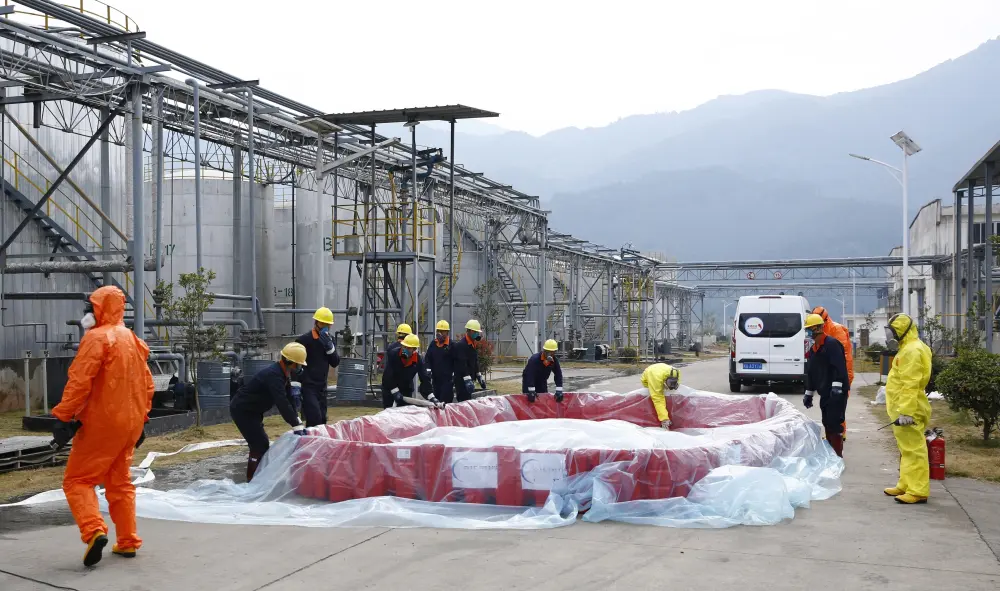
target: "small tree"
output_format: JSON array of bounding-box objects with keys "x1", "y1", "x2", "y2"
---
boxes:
[
  {"x1": 935, "y1": 347, "x2": 1000, "y2": 441},
  {"x1": 703, "y1": 312, "x2": 718, "y2": 336},
  {"x1": 921, "y1": 305, "x2": 948, "y2": 354},
  {"x1": 156, "y1": 269, "x2": 226, "y2": 425},
  {"x1": 862, "y1": 310, "x2": 880, "y2": 334},
  {"x1": 472, "y1": 278, "x2": 508, "y2": 368}
]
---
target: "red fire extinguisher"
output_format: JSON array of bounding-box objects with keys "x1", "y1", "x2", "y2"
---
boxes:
[{"x1": 927, "y1": 428, "x2": 945, "y2": 481}]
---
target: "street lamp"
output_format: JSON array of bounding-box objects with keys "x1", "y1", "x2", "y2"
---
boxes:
[
  {"x1": 849, "y1": 130, "x2": 921, "y2": 315},
  {"x1": 723, "y1": 300, "x2": 737, "y2": 333}
]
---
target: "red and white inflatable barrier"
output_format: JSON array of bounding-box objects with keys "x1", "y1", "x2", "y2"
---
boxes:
[{"x1": 288, "y1": 390, "x2": 790, "y2": 507}]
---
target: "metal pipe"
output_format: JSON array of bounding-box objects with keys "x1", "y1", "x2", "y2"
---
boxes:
[
  {"x1": 232, "y1": 132, "x2": 243, "y2": 311},
  {"x1": 411, "y1": 123, "x2": 419, "y2": 334},
  {"x1": 449, "y1": 120, "x2": 455, "y2": 330},
  {"x1": 23, "y1": 352, "x2": 31, "y2": 417},
  {"x1": 291, "y1": 172, "x2": 297, "y2": 334},
  {"x1": 153, "y1": 87, "x2": 164, "y2": 307},
  {"x1": 41, "y1": 350, "x2": 48, "y2": 414},
  {"x1": 247, "y1": 87, "x2": 258, "y2": 329},
  {"x1": 186, "y1": 79, "x2": 204, "y2": 273},
  {"x1": 2, "y1": 259, "x2": 156, "y2": 274},
  {"x1": 968, "y1": 180, "x2": 975, "y2": 317},
  {"x1": 207, "y1": 306, "x2": 253, "y2": 313},
  {"x1": 131, "y1": 83, "x2": 145, "y2": 338},
  {"x1": 210, "y1": 292, "x2": 253, "y2": 301},
  {"x1": 260, "y1": 307, "x2": 361, "y2": 315},
  {"x1": 954, "y1": 190, "x2": 962, "y2": 333},
  {"x1": 144, "y1": 318, "x2": 249, "y2": 330},
  {"x1": 100, "y1": 104, "x2": 112, "y2": 286},
  {"x1": 3, "y1": 292, "x2": 89, "y2": 300},
  {"x1": 987, "y1": 161, "x2": 995, "y2": 351}
]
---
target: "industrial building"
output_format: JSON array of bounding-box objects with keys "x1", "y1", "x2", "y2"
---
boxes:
[{"x1": 0, "y1": 1, "x2": 703, "y2": 410}]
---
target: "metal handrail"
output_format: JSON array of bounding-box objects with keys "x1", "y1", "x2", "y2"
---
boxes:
[{"x1": 3, "y1": 0, "x2": 139, "y2": 33}]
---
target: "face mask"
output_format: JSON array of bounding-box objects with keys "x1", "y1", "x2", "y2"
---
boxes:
[
  {"x1": 436, "y1": 333, "x2": 447, "y2": 343},
  {"x1": 318, "y1": 326, "x2": 330, "y2": 335},
  {"x1": 81, "y1": 312, "x2": 96, "y2": 330},
  {"x1": 471, "y1": 332, "x2": 482, "y2": 341},
  {"x1": 666, "y1": 378, "x2": 679, "y2": 390},
  {"x1": 884, "y1": 326, "x2": 897, "y2": 347},
  {"x1": 401, "y1": 347, "x2": 414, "y2": 358},
  {"x1": 291, "y1": 365, "x2": 304, "y2": 378},
  {"x1": 397, "y1": 334, "x2": 407, "y2": 342}
]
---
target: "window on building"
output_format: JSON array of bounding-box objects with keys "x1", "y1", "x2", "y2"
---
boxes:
[{"x1": 972, "y1": 222, "x2": 1000, "y2": 244}]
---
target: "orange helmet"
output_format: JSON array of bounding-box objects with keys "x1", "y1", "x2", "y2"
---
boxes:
[{"x1": 813, "y1": 306, "x2": 829, "y2": 322}]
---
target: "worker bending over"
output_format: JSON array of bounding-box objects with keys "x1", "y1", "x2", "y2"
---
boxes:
[
  {"x1": 425, "y1": 320, "x2": 456, "y2": 403},
  {"x1": 295, "y1": 307, "x2": 341, "y2": 427},
  {"x1": 230, "y1": 343, "x2": 307, "y2": 482},
  {"x1": 641, "y1": 363, "x2": 680, "y2": 430},
  {"x1": 382, "y1": 334, "x2": 437, "y2": 408},
  {"x1": 522, "y1": 339, "x2": 564, "y2": 402},
  {"x1": 803, "y1": 314, "x2": 849, "y2": 458},
  {"x1": 452, "y1": 319, "x2": 486, "y2": 402},
  {"x1": 883, "y1": 313, "x2": 932, "y2": 504},
  {"x1": 813, "y1": 306, "x2": 854, "y2": 440},
  {"x1": 51, "y1": 286, "x2": 155, "y2": 566}
]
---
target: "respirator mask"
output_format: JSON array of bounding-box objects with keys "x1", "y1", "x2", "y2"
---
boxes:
[{"x1": 81, "y1": 297, "x2": 96, "y2": 331}]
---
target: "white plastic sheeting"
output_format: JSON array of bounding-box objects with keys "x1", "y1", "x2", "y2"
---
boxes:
[{"x1": 2, "y1": 388, "x2": 844, "y2": 529}]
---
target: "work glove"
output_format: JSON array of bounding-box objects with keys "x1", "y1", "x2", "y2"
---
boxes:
[
  {"x1": 51, "y1": 420, "x2": 81, "y2": 449},
  {"x1": 318, "y1": 329, "x2": 335, "y2": 354},
  {"x1": 554, "y1": 386, "x2": 564, "y2": 403},
  {"x1": 477, "y1": 373, "x2": 487, "y2": 390},
  {"x1": 803, "y1": 391, "x2": 815, "y2": 409},
  {"x1": 392, "y1": 387, "x2": 404, "y2": 406},
  {"x1": 463, "y1": 375, "x2": 475, "y2": 395},
  {"x1": 661, "y1": 420, "x2": 672, "y2": 430},
  {"x1": 135, "y1": 428, "x2": 146, "y2": 449},
  {"x1": 526, "y1": 387, "x2": 537, "y2": 403},
  {"x1": 427, "y1": 393, "x2": 444, "y2": 409},
  {"x1": 896, "y1": 414, "x2": 915, "y2": 426},
  {"x1": 830, "y1": 382, "x2": 844, "y2": 401}
]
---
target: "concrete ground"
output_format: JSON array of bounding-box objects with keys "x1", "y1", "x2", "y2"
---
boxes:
[{"x1": 2, "y1": 358, "x2": 999, "y2": 590}]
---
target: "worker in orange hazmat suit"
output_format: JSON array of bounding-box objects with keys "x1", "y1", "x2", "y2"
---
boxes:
[
  {"x1": 51, "y1": 286, "x2": 155, "y2": 567},
  {"x1": 813, "y1": 306, "x2": 854, "y2": 440}
]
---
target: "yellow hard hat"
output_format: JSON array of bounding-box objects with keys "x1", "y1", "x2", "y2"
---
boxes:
[
  {"x1": 396, "y1": 323, "x2": 413, "y2": 336},
  {"x1": 401, "y1": 334, "x2": 420, "y2": 348},
  {"x1": 313, "y1": 306, "x2": 334, "y2": 325},
  {"x1": 543, "y1": 339, "x2": 558, "y2": 352},
  {"x1": 465, "y1": 319, "x2": 482, "y2": 332},
  {"x1": 804, "y1": 313, "x2": 824, "y2": 329},
  {"x1": 436, "y1": 319, "x2": 450, "y2": 331},
  {"x1": 280, "y1": 342, "x2": 308, "y2": 366}
]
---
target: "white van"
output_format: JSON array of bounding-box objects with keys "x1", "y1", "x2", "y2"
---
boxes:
[{"x1": 728, "y1": 295, "x2": 810, "y2": 392}]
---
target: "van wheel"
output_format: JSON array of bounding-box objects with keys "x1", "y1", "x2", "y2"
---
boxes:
[{"x1": 728, "y1": 375, "x2": 741, "y2": 393}]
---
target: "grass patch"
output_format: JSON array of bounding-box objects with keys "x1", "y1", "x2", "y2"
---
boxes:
[
  {"x1": 854, "y1": 357, "x2": 880, "y2": 375},
  {"x1": 0, "y1": 406, "x2": 378, "y2": 502},
  {"x1": 857, "y1": 384, "x2": 1000, "y2": 483}
]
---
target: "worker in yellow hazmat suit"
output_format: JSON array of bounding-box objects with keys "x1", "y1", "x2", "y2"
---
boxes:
[
  {"x1": 641, "y1": 363, "x2": 680, "y2": 430},
  {"x1": 882, "y1": 313, "x2": 932, "y2": 504}
]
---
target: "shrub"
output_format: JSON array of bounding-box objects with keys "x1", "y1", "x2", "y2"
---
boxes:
[
  {"x1": 927, "y1": 355, "x2": 948, "y2": 394},
  {"x1": 935, "y1": 348, "x2": 1000, "y2": 441},
  {"x1": 866, "y1": 342, "x2": 886, "y2": 362},
  {"x1": 477, "y1": 339, "x2": 495, "y2": 376},
  {"x1": 619, "y1": 347, "x2": 638, "y2": 363}
]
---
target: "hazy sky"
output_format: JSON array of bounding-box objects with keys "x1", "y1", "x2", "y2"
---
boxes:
[{"x1": 109, "y1": 0, "x2": 998, "y2": 136}]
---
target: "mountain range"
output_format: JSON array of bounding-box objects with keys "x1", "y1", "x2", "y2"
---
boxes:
[{"x1": 382, "y1": 37, "x2": 1000, "y2": 262}]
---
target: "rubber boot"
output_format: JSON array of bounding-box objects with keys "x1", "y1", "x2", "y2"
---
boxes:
[
  {"x1": 827, "y1": 435, "x2": 844, "y2": 458},
  {"x1": 884, "y1": 487, "x2": 905, "y2": 497},
  {"x1": 112, "y1": 545, "x2": 137, "y2": 558},
  {"x1": 247, "y1": 451, "x2": 263, "y2": 482},
  {"x1": 83, "y1": 533, "x2": 108, "y2": 567},
  {"x1": 894, "y1": 493, "x2": 928, "y2": 504}
]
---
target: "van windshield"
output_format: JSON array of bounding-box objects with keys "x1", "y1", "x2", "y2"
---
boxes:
[{"x1": 738, "y1": 313, "x2": 802, "y2": 339}]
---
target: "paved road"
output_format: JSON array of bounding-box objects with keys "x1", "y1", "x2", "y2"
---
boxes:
[{"x1": 2, "y1": 358, "x2": 999, "y2": 590}]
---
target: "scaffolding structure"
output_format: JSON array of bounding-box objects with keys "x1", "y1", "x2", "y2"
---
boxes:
[{"x1": 0, "y1": 0, "x2": 706, "y2": 368}]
